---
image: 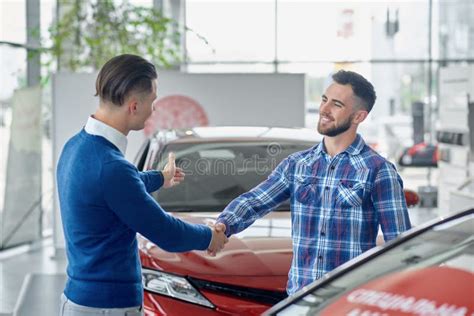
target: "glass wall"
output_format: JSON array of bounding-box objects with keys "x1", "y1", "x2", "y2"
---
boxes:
[
  {"x1": 0, "y1": 0, "x2": 472, "y2": 248},
  {"x1": 0, "y1": 0, "x2": 26, "y2": 44},
  {"x1": 185, "y1": 0, "x2": 473, "y2": 162},
  {"x1": 186, "y1": 0, "x2": 276, "y2": 63},
  {"x1": 438, "y1": 0, "x2": 474, "y2": 60},
  {"x1": 0, "y1": 47, "x2": 28, "y2": 244},
  {"x1": 0, "y1": 0, "x2": 57, "y2": 248}
]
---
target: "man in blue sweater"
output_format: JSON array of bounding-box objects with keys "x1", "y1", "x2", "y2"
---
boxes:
[{"x1": 57, "y1": 54, "x2": 227, "y2": 316}]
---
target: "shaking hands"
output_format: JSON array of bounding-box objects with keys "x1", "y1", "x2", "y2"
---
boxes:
[
  {"x1": 161, "y1": 152, "x2": 185, "y2": 188},
  {"x1": 207, "y1": 222, "x2": 228, "y2": 257},
  {"x1": 162, "y1": 153, "x2": 228, "y2": 256}
]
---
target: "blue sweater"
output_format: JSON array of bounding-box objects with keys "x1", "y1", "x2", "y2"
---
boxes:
[{"x1": 57, "y1": 129, "x2": 212, "y2": 308}]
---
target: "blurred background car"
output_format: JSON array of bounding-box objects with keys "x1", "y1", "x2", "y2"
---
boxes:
[
  {"x1": 398, "y1": 142, "x2": 438, "y2": 168},
  {"x1": 135, "y1": 126, "x2": 420, "y2": 315},
  {"x1": 263, "y1": 208, "x2": 474, "y2": 316}
]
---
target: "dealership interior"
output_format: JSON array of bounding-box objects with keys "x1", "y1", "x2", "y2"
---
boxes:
[{"x1": 1, "y1": 0, "x2": 473, "y2": 315}]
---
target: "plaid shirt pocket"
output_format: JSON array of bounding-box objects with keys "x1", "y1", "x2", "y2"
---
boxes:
[
  {"x1": 336, "y1": 179, "x2": 367, "y2": 208},
  {"x1": 294, "y1": 176, "x2": 323, "y2": 205}
]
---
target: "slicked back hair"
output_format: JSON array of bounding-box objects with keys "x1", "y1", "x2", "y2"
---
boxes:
[
  {"x1": 95, "y1": 54, "x2": 157, "y2": 106},
  {"x1": 332, "y1": 70, "x2": 376, "y2": 113}
]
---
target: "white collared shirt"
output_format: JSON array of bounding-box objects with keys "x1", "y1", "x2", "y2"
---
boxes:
[{"x1": 84, "y1": 116, "x2": 128, "y2": 155}]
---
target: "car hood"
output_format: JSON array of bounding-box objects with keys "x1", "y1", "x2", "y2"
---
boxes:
[{"x1": 139, "y1": 212, "x2": 292, "y2": 290}]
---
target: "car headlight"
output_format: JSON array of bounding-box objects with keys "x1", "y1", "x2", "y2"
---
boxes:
[{"x1": 142, "y1": 268, "x2": 215, "y2": 308}]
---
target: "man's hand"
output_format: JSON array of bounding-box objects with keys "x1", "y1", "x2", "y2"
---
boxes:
[
  {"x1": 214, "y1": 222, "x2": 226, "y2": 234},
  {"x1": 162, "y1": 152, "x2": 185, "y2": 188},
  {"x1": 207, "y1": 223, "x2": 228, "y2": 257}
]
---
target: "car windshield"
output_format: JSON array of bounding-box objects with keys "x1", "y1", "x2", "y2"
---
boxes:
[
  {"x1": 152, "y1": 141, "x2": 315, "y2": 212},
  {"x1": 275, "y1": 213, "x2": 474, "y2": 315}
]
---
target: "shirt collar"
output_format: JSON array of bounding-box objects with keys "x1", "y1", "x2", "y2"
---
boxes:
[
  {"x1": 314, "y1": 134, "x2": 365, "y2": 157},
  {"x1": 345, "y1": 134, "x2": 365, "y2": 155},
  {"x1": 314, "y1": 141, "x2": 325, "y2": 156},
  {"x1": 84, "y1": 116, "x2": 127, "y2": 155}
]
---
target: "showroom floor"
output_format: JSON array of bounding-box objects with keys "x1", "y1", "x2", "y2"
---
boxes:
[
  {"x1": 0, "y1": 168, "x2": 440, "y2": 316},
  {"x1": 0, "y1": 239, "x2": 66, "y2": 315}
]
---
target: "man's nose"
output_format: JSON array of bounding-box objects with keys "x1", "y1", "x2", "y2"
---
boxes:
[{"x1": 319, "y1": 100, "x2": 330, "y2": 113}]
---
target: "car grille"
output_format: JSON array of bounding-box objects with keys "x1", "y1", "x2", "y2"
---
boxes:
[{"x1": 188, "y1": 277, "x2": 287, "y2": 305}]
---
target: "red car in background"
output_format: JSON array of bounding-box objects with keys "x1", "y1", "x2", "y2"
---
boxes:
[
  {"x1": 134, "y1": 126, "x2": 419, "y2": 315},
  {"x1": 398, "y1": 142, "x2": 438, "y2": 168}
]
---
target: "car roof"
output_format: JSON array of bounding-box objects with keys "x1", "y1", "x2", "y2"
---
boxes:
[{"x1": 152, "y1": 126, "x2": 322, "y2": 144}]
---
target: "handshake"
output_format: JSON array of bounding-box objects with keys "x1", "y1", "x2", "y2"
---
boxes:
[
  {"x1": 207, "y1": 223, "x2": 228, "y2": 257},
  {"x1": 161, "y1": 153, "x2": 229, "y2": 257}
]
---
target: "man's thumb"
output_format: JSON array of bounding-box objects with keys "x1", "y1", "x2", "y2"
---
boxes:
[
  {"x1": 215, "y1": 222, "x2": 226, "y2": 233},
  {"x1": 168, "y1": 152, "x2": 176, "y2": 165}
]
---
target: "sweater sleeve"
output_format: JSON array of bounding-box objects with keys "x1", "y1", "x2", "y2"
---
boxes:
[
  {"x1": 138, "y1": 170, "x2": 164, "y2": 193},
  {"x1": 102, "y1": 160, "x2": 212, "y2": 252}
]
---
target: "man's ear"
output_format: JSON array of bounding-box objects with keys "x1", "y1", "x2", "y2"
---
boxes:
[
  {"x1": 126, "y1": 97, "x2": 139, "y2": 114},
  {"x1": 353, "y1": 110, "x2": 368, "y2": 124}
]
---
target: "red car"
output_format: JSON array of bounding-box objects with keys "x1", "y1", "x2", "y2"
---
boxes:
[
  {"x1": 398, "y1": 142, "x2": 438, "y2": 168},
  {"x1": 134, "y1": 126, "x2": 419, "y2": 315},
  {"x1": 264, "y1": 208, "x2": 474, "y2": 316}
]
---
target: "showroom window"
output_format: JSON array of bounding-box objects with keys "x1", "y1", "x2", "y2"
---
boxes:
[
  {"x1": 186, "y1": 0, "x2": 276, "y2": 63},
  {"x1": 0, "y1": 0, "x2": 472, "y2": 250},
  {"x1": 183, "y1": 0, "x2": 472, "y2": 192},
  {"x1": 0, "y1": 0, "x2": 56, "y2": 249},
  {"x1": 0, "y1": 0, "x2": 27, "y2": 44}
]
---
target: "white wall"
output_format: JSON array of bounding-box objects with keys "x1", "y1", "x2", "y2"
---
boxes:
[
  {"x1": 52, "y1": 71, "x2": 305, "y2": 250},
  {"x1": 156, "y1": 71, "x2": 305, "y2": 127}
]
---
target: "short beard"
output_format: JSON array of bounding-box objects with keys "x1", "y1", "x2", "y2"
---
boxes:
[{"x1": 317, "y1": 113, "x2": 354, "y2": 137}]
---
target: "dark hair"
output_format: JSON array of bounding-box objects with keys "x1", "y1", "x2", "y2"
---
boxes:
[
  {"x1": 95, "y1": 54, "x2": 157, "y2": 106},
  {"x1": 332, "y1": 70, "x2": 376, "y2": 112}
]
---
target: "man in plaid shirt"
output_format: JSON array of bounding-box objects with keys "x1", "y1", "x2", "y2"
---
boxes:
[{"x1": 214, "y1": 70, "x2": 412, "y2": 295}]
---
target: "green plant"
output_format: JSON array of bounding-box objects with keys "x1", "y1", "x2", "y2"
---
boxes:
[{"x1": 46, "y1": 0, "x2": 183, "y2": 72}]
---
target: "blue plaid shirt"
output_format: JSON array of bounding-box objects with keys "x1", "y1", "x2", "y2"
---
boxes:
[{"x1": 217, "y1": 134, "x2": 411, "y2": 294}]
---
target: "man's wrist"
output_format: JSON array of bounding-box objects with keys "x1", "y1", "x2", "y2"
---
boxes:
[
  {"x1": 207, "y1": 226, "x2": 213, "y2": 249},
  {"x1": 161, "y1": 169, "x2": 170, "y2": 181},
  {"x1": 156, "y1": 171, "x2": 164, "y2": 186}
]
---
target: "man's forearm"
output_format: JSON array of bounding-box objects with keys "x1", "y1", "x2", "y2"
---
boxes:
[
  {"x1": 373, "y1": 166, "x2": 412, "y2": 240},
  {"x1": 217, "y1": 157, "x2": 292, "y2": 236},
  {"x1": 216, "y1": 197, "x2": 255, "y2": 237},
  {"x1": 139, "y1": 170, "x2": 164, "y2": 193}
]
